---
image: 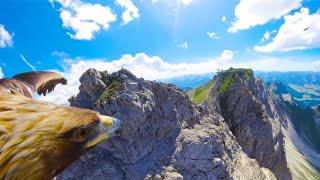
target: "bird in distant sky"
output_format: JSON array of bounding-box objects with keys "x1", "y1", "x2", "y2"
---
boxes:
[
  {"x1": 304, "y1": 27, "x2": 310, "y2": 31},
  {"x1": 0, "y1": 71, "x2": 121, "y2": 179}
]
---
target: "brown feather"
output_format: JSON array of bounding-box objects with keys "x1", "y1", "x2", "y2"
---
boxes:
[
  {"x1": 13, "y1": 71, "x2": 67, "y2": 96},
  {"x1": 0, "y1": 94, "x2": 111, "y2": 180},
  {"x1": 0, "y1": 79, "x2": 34, "y2": 98}
]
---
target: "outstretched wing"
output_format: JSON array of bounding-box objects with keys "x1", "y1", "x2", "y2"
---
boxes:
[{"x1": 13, "y1": 71, "x2": 67, "y2": 96}]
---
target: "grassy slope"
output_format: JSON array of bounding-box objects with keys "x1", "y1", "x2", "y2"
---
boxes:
[{"x1": 188, "y1": 80, "x2": 214, "y2": 104}]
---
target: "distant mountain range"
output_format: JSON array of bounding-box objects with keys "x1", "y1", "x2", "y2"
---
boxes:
[
  {"x1": 160, "y1": 71, "x2": 320, "y2": 108},
  {"x1": 159, "y1": 73, "x2": 215, "y2": 91}
]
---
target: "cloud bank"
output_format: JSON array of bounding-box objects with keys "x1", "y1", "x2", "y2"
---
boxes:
[{"x1": 39, "y1": 52, "x2": 320, "y2": 105}]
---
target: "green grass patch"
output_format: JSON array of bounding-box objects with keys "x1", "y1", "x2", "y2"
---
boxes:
[
  {"x1": 96, "y1": 81, "x2": 123, "y2": 105},
  {"x1": 218, "y1": 68, "x2": 253, "y2": 93},
  {"x1": 219, "y1": 74, "x2": 234, "y2": 94},
  {"x1": 193, "y1": 80, "x2": 215, "y2": 104}
]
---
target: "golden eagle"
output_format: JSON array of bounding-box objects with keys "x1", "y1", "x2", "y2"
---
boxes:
[{"x1": 0, "y1": 71, "x2": 121, "y2": 179}]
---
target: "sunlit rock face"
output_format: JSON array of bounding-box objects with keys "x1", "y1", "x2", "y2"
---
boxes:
[
  {"x1": 208, "y1": 68, "x2": 291, "y2": 180},
  {"x1": 59, "y1": 68, "x2": 273, "y2": 180}
]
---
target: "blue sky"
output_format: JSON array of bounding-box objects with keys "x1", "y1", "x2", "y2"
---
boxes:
[{"x1": 0, "y1": 0, "x2": 319, "y2": 84}]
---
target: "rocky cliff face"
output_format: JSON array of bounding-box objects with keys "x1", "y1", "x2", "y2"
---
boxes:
[
  {"x1": 59, "y1": 68, "x2": 275, "y2": 180},
  {"x1": 315, "y1": 105, "x2": 320, "y2": 133},
  {"x1": 207, "y1": 69, "x2": 291, "y2": 180}
]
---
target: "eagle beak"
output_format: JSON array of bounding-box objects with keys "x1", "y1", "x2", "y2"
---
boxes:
[
  {"x1": 85, "y1": 115, "x2": 121, "y2": 149},
  {"x1": 100, "y1": 115, "x2": 121, "y2": 137}
]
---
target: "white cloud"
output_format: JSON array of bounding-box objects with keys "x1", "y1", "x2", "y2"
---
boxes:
[
  {"x1": 207, "y1": 32, "x2": 219, "y2": 39},
  {"x1": 220, "y1": 50, "x2": 234, "y2": 61},
  {"x1": 177, "y1": 42, "x2": 188, "y2": 49},
  {"x1": 116, "y1": 0, "x2": 140, "y2": 25},
  {"x1": 254, "y1": 8, "x2": 320, "y2": 52},
  {"x1": 39, "y1": 52, "x2": 320, "y2": 105},
  {"x1": 228, "y1": 0, "x2": 302, "y2": 33},
  {"x1": 0, "y1": 67, "x2": 3, "y2": 78},
  {"x1": 0, "y1": 24, "x2": 13, "y2": 48},
  {"x1": 50, "y1": 0, "x2": 116, "y2": 40},
  {"x1": 221, "y1": 16, "x2": 227, "y2": 23}
]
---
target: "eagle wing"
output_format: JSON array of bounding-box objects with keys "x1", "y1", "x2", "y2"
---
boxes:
[{"x1": 13, "y1": 71, "x2": 67, "y2": 96}]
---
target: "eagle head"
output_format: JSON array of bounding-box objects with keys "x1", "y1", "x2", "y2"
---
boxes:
[{"x1": 0, "y1": 94, "x2": 121, "y2": 179}]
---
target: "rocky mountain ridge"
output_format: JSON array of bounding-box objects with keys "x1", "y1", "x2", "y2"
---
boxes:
[
  {"x1": 207, "y1": 69, "x2": 290, "y2": 179},
  {"x1": 58, "y1": 68, "x2": 296, "y2": 179}
]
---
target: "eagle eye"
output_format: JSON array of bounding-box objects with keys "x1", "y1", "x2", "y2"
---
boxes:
[{"x1": 75, "y1": 128, "x2": 89, "y2": 141}]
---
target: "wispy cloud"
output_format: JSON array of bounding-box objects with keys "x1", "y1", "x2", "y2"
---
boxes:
[
  {"x1": 219, "y1": 50, "x2": 234, "y2": 61},
  {"x1": 20, "y1": 53, "x2": 36, "y2": 71},
  {"x1": 0, "y1": 24, "x2": 13, "y2": 48},
  {"x1": 207, "y1": 32, "x2": 219, "y2": 40},
  {"x1": 52, "y1": 50, "x2": 69, "y2": 59},
  {"x1": 221, "y1": 16, "x2": 227, "y2": 23},
  {"x1": 177, "y1": 42, "x2": 188, "y2": 49}
]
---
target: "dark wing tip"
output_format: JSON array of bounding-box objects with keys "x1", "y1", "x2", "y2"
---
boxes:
[{"x1": 13, "y1": 71, "x2": 67, "y2": 96}]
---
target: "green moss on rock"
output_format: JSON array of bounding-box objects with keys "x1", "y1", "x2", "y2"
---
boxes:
[{"x1": 96, "y1": 81, "x2": 123, "y2": 105}]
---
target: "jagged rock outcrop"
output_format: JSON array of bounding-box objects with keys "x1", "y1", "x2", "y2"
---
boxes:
[
  {"x1": 60, "y1": 68, "x2": 274, "y2": 180},
  {"x1": 208, "y1": 68, "x2": 291, "y2": 180}
]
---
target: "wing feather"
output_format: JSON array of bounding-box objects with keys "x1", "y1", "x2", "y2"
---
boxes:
[{"x1": 13, "y1": 71, "x2": 67, "y2": 96}]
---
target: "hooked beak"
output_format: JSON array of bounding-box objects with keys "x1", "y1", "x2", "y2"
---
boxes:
[
  {"x1": 100, "y1": 115, "x2": 122, "y2": 137},
  {"x1": 85, "y1": 115, "x2": 121, "y2": 149}
]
